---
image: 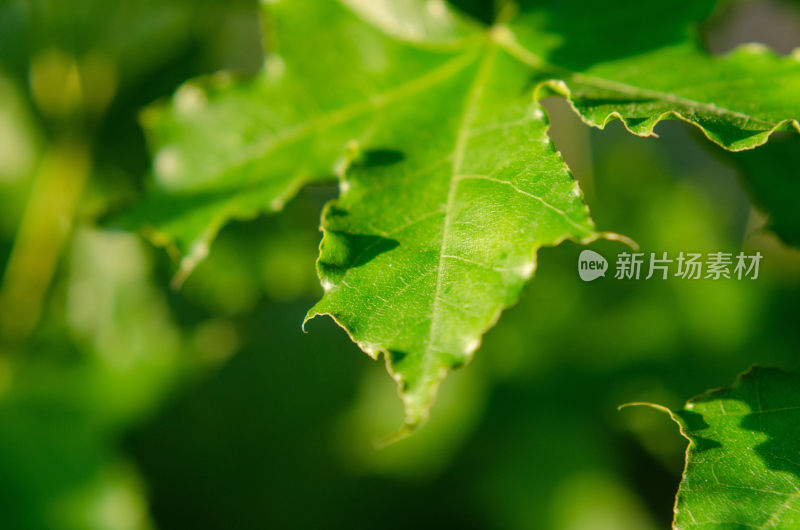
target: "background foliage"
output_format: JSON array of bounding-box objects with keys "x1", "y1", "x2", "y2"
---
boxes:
[{"x1": 0, "y1": 0, "x2": 799, "y2": 529}]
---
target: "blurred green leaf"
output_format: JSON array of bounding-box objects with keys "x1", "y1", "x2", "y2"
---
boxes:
[{"x1": 672, "y1": 367, "x2": 800, "y2": 529}]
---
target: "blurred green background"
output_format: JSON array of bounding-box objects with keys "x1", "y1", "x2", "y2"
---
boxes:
[{"x1": 0, "y1": 0, "x2": 799, "y2": 529}]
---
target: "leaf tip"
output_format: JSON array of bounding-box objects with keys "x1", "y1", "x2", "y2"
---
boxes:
[
  {"x1": 170, "y1": 240, "x2": 210, "y2": 290},
  {"x1": 373, "y1": 421, "x2": 420, "y2": 449},
  {"x1": 373, "y1": 393, "x2": 431, "y2": 448}
]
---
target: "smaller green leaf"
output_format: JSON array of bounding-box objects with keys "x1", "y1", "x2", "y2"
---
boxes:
[
  {"x1": 496, "y1": 7, "x2": 800, "y2": 152},
  {"x1": 558, "y1": 43, "x2": 800, "y2": 151},
  {"x1": 669, "y1": 367, "x2": 800, "y2": 529}
]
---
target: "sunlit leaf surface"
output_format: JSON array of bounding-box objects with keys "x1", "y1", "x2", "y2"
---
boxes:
[
  {"x1": 672, "y1": 367, "x2": 800, "y2": 529},
  {"x1": 124, "y1": 0, "x2": 800, "y2": 427}
]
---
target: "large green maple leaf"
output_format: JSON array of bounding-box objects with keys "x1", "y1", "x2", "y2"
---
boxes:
[{"x1": 123, "y1": 0, "x2": 800, "y2": 429}]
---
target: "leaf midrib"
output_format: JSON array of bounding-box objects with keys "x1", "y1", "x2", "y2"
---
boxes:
[{"x1": 427, "y1": 42, "x2": 498, "y2": 357}]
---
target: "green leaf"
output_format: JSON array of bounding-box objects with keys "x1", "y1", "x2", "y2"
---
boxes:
[
  {"x1": 125, "y1": 0, "x2": 800, "y2": 428},
  {"x1": 504, "y1": 0, "x2": 800, "y2": 151},
  {"x1": 117, "y1": 0, "x2": 479, "y2": 283},
  {"x1": 539, "y1": 43, "x2": 800, "y2": 150},
  {"x1": 671, "y1": 367, "x2": 800, "y2": 529},
  {"x1": 306, "y1": 39, "x2": 598, "y2": 431}
]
